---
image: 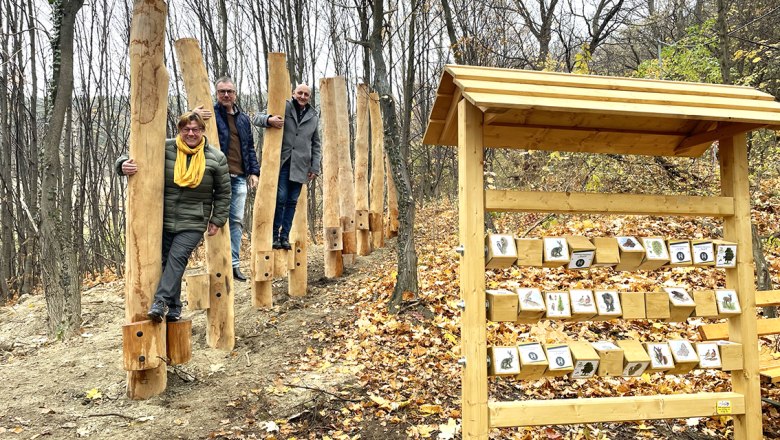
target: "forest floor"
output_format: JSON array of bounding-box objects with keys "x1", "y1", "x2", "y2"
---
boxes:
[{"x1": 2, "y1": 200, "x2": 780, "y2": 439}]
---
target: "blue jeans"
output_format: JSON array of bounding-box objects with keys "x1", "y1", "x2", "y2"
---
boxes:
[
  {"x1": 229, "y1": 175, "x2": 248, "y2": 268},
  {"x1": 273, "y1": 161, "x2": 303, "y2": 241}
]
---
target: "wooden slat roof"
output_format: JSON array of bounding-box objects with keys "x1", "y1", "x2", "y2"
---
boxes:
[{"x1": 423, "y1": 65, "x2": 780, "y2": 157}]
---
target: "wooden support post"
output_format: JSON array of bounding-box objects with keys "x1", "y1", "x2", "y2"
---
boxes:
[
  {"x1": 288, "y1": 184, "x2": 308, "y2": 296},
  {"x1": 384, "y1": 152, "x2": 399, "y2": 238},
  {"x1": 184, "y1": 273, "x2": 210, "y2": 310},
  {"x1": 174, "y1": 39, "x2": 235, "y2": 351},
  {"x1": 354, "y1": 84, "x2": 372, "y2": 256},
  {"x1": 321, "y1": 78, "x2": 344, "y2": 278},
  {"x1": 720, "y1": 133, "x2": 761, "y2": 440},
  {"x1": 333, "y1": 77, "x2": 356, "y2": 266},
  {"x1": 166, "y1": 319, "x2": 192, "y2": 365},
  {"x1": 368, "y1": 92, "x2": 385, "y2": 249},
  {"x1": 125, "y1": 0, "x2": 168, "y2": 399},
  {"x1": 251, "y1": 53, "x2": 290, "y2": 307},
  {"x1": 458, "y1": 99, "x2": 488, "y2": 439}
]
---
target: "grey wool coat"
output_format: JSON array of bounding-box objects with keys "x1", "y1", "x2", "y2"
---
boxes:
[{"x1": 253, "y1": 100, "x2": 322, "y2": 184}]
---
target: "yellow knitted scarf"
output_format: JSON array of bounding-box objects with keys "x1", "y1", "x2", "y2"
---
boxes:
[{"x1": 173, "y1": 135, "x2": 206, "y2": 188}]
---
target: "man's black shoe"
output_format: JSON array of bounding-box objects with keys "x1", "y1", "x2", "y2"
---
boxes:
[
  {"x1": 272, "y1": 239, "x2": 282, "y2": 249},
  {"x1": 280, "y1": 238, "x2": 292, "y2": 250},
  {"x1": 147, "y1": 300, "x2": 168, "y2": 323},
  {"x1": 166, "y1": 311, "x2": 181, "y2": 322},
  {"x1": 233, "y1": 267, "x2": 247, "y2": 282}
]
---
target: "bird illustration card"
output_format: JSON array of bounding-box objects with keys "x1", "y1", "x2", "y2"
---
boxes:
[
  {"x1": 569, "y1": 289, "x2": 597, "y2": 315},
  {"x1": 545, "y1": 345, "x2": 573, "y2": 370},
  {"x1": 664, "y1": 287, "x2": 695, "y2": 306},
  {"x1": 668, "y1": 340, "x2": 698, "y2": 363},
  {"x1": 516, "y1": 288, "x2": 545, "y2": 312},
  {"x1": 715, "y1": 289, "x2": 741, "y2": 314},
  {"x1": 594, "y1": 290, "x2": 622, "y2": 316},
  {"x1": 544, "y1": 291, "x2": 571, "y2": 318},
  {"x1": 490, "y1": 234, "x2": 517, "y2": 257},
  {"x1": 518, "y1": 342, "x2": 547, "y2": 364},
  {"x1": 490, "y1": 347, "x2": 520, "y2": 375},
  {"x1": 543, "y1": 238, "x2": 569, "y2": 262},
  {"x1": 622, "y1": 361, "x2": 649, "y2": 377},
  {"x1": 616, "y1": 236, "x2": 642, "y2": 251},
  {"x1": 646, "y1": 343, "x2": 674, "y2": 369},
  {"x1": 696, "y1": 342, "x2": 722, "y2": 369}
]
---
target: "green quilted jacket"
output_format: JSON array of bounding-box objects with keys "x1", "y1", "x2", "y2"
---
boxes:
[{"x1": 116, "y1": 138, "x2": 231, "y2": 233}]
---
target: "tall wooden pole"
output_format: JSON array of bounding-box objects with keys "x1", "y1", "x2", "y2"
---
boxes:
[
  {"x1": 368, "y1": 92, "x2": 385, "y2": 249},
  {"x1": 354, "y1": 84, "x2": 371, "y2": 256},
  {"x1": 334, "y1": 77, "x2": 356, "y2": 266},
  {"x1": 173, "y1": 38, "x2": 234, "y2": 351},
  {"x1": 251, "y1": 53, "x2": 290, "y2": 307},
  {"x1": 288, "y1": 184, "x2": 308, "y2": 296},
  {"x1": 458, "y1": 99, "x2": 489, "y2": 438},
  {"x1": 384, "y1": 152, "x2": 399, "y2": 239},
  {"x1": 720, "y1": 134, "x2": 761, "y2": 440},
  {"x1": 321, "y1": 78, "x2": 343, "y2": 278},
  {"x1": 126, "y1": 0, "x2": 168, "y2": 400}
]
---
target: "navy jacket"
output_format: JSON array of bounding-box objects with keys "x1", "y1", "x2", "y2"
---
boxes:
[{"x1": 214, "y1": 103, "x2": 260, "y2": 176}]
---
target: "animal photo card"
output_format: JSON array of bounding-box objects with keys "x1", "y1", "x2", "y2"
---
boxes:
[
  {"x1": 543, "y1": 238, "x2": 569, "y2": 263},
  {"x1": 518, "y1": 342, "x2": 547, "y2": 365},
  {"x1": 642, "y1": 237, "x2": 669, "y2": 259},
  {"x1": 544, "y1": 291, "x2": 571, "y2": 318},
  {"x1": 664, "y1": 287, "x2": 695, "y2": 306},
  {"x1": 516, "y1": 288, "x2": 545, "y2": 312},
  {"x1": 569, "y1": 289, "x2": 597, "y2": 315},
  {"x1": 668, "y1": 340, "x2": 698, "y2": 363},
  {"x1": 594, "y1": 290, "x2": 622, "y2": 316},
  {"x1": 715, "y1": 244, "x2": 737, "y2": 268},
  {"x1": 646, "y1": 342, "x2": 674, "y2": 369},
  {"x1": 715, "y1": 289, "x2": 741, "y2": 314},
  {"x1": 696, "y1": 342, "x2": 722, "y2": 369},
  {"x1": 491, "y1": 346, "x2": 520, "y2": 375},
  {"x1": 622, "y1": 361, "x2": 649, "y2": 377},
  {"x1": 616, "y1": 236, "x2": 642, "y2": 251},
  {"x1": 572, "y1": 359, "x2": 599, "y2": 379},
  {"x1": 490, "y1": 234, "x2": 516, "y2": 257}
]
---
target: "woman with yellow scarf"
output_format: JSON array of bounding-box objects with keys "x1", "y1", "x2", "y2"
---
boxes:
[{"x1": 116, "y1": 112, "x2": 231, "y2": 322}]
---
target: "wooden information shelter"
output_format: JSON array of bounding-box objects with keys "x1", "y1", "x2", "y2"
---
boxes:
[{"x1": 423, "y1": 65, "x2": 780, "y2": 439}]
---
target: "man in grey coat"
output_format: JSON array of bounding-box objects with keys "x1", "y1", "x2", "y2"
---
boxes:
[{"x1": 253, "y1": 83, "x2": 321, "y2": 249}]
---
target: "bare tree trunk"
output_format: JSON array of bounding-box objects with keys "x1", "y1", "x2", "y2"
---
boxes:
[
  {"x1": 369, "y1": 0, "x2": 418, "y2": 312},
  {"x1": 40, "y1": 0, "x2": 84, "y2": 338},
  {"x1": 716, "y1": 0, "x2": 731, "y2": 84}
]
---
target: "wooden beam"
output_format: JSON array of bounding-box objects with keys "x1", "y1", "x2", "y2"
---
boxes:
[
  {"x1": 368, "y1": 92, "x2": 385, "y2": 250},
  {"x1": 288, "y1": 184, "x2": 308, "y2": 296},
  {"x1": 720, "y1": 133, "x2": 762, "y2": 440},
  {"x1": 321, "y1": 78, "x2": 343, "y2": 278},
  {"x1": 756, "y1": 290, "x2": 780, "y2": 306},
  {"x1": 333, "y1": 77, "x2": 356, "y2": 266},
  {"x1": 485, "y1": 190, "x2": 735, "y2": 217},
  {"x1": 458, "y1": 99, "x2": 489, "y2": 439},
  {"x1": 698, "y1": 317, "x2": 780, "y2": 340},
  {"x1": 354, "y1": 84, "x2": 371, "y2": 256},
  {"x1": 675, "y1": 122, "x2": 765, "y2": 155},
  {"x1": 488, "y1": 393, "x2": 745, "y2": 427},
  {"x1": 440, "y1": 88, "x2": 462, "y2": 144}
]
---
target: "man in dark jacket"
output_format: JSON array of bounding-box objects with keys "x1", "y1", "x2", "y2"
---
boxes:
[
  {"x1": 195, "y1": 76, "x2": 260, "y2": 282},
  {"x1": 253, "y1": 83, "x2": 321, "y2": 250},
  {"x1": 116, "y1": 112, "x2": 231, "y2": 322}
]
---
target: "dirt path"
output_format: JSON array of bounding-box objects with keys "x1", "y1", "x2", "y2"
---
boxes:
[{"x1": 0, "y1": 241, "x2": 393, "y2": 439}]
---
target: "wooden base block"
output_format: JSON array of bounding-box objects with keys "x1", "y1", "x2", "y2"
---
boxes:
[
  {"x1": 355, "y1": 209, "x2": 370, "y2": 230},
  {"x1": 667, "y1": 304, "x2": 696, "y2": 322},
  {"x1": 122, "y1": 320, "x2": 165, "y2": 371},
  {"x1": 515, "y1": 238, "x2": 542, "y2": 267},
  {"x1": 569, "y1": 341, "x2": 600, "y2": 379},
  {"x1": 693, "y1": 290, "x2": 719, "y2": 317},
  {"x1": 565, "y1": 236, "x2": 596, "y2": 270},
  {"x1": 356, "y1": 230, "x2": 371, "y2": 256},
  {"x1": 592, "y1": 237, "x2": 620, "y2": 267},
  {"x1": 717, "y1": 341, "x2": 743, "y2": 371},
  {"x1": 616, "y1": 340, "x2": 650, "y2": 376},
  {"x1": 342, "y1": 222, "x2": 357, "y2": 256},
  {"x1": 619, "y1": 292, "x2": 646, "y2": 320},
  {"x1": 324, "y1": 249, "x2": 343, "y2": 278},
  {"x1": 486, "y1": 289, "x2": 519, "y2": 322},
  {"x1": 645, "y1": 292, "x2": 670, "y2": 320},
  {"x1": 615, "y1": 236, "x2": 644, "y2": 271},
  {"x1": 369, "y1": 212, "x2": 383, "y2": 233},
  {"x1": 166, "y1": 319, "x2": 192, "y2": 365},
  {"x1": 274, "y1": 249, "x2": 289, "y2": 278},
  {"x1": 287, "y1": 244, "x2": 296, "y2": 270},
  {"x1": 252, "y1": 280, "x2": 273, "y2": 308},
  {"x1": 184, "y1": 273, "x2": 210, "y2": 310},
  {"x1": 592, "y1": 341, "x2": 623, "y2": 376},
  {"x1": 254, "y1": 251, "x2": 274, "y2": 281},
  {"x1": 325, "y1": 226, "x2": 344, "y2": 251}
]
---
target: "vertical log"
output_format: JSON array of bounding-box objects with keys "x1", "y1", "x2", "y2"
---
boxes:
[
  {"x1": 334, "y1": 77, "x2": 356, "y2": 266},
  {"x1": 288, "y1": 184, "x2": 308, "y2": 296},
  {"x1": 354, "y1": 84, "x2": 371, "y2": 256},
  {"x1": 251, "y1": 53, "x2": 290, "y2": 307},
  {"x1": 173, "y1": 38, "x2": 234, "y2": 352},
  {"x1": 368, "y1": 91, "x2": 385, "y2": 249},
  {"x1": 720, "y1": 134, "x2": 761, "y2": 440},
  {"x1": 384, "y1": 152, "x2": 399, "y2": 238},
  {"x1": 126, "y1": 0, "x2": 168, "y2": 400},
  {"x1": 321, "y1": 78, "x2": 343, "y2": 278}
]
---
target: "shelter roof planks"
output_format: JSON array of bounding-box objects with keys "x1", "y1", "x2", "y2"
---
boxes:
[{"x1": 423, "y1": 64, "x2": 780, "y2": 157}]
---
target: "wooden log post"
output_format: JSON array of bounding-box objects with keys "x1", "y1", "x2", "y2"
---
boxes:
[
  {"x1": 184, "y1": 273, "x2": 209, "y2": 310},
  {"x1": 174, "y1": 38, "x2": 234, "y2": 351},
  {"x1": 125, "y1": 0, "x2": 168, "y2": 400},
  {"x1": 288, "y1": 184, "x2": 308, "y2": 296},
  {"x1": 321, "y1": 78, "x2": 344, "y2": 278},
  {"x1": 354, "y1": 84, "x2": 371, "y2": 256},
  {"x1": 334, "y1": 77, "x2": 356, "y2": 266},
  {"x1": 251, "y1": 53, "x2": 290, "y2": 307},
  {"x1": 720, "y1": 133, "x2": 762, "y2": 440},
  {"x1": 384, "y1": 152, "x2": 399, "y2": 238},
  {"x1": 166, "y1": 319, "x2": 192, "y2": 365},
  {"x1": 368, "y1": 91, "x2": 385, "y2": 249},
  {"x1": 122, "y1": 320, "x2": 165, "y2": 371}
]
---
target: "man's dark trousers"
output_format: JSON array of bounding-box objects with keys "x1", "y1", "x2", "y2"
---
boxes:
[
  {"x1": 273, "y1": 160, "x2": 303, "y2": 242},
  {"x1": 155, "y1": 230, "x2": 203, "y2": 315}
]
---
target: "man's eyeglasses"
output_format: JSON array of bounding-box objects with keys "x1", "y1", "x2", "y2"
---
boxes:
[
  {"x1": 180, "y1": 127, "x2": 202, "y2": 134},
  {"x1": 217, "y1": 89, "x2": 235, "y2": 95}
]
